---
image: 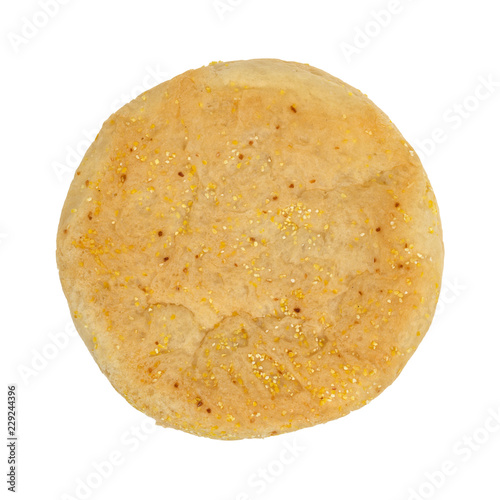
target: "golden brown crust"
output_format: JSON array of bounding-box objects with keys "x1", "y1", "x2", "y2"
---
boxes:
[{"x1": 56, "y1": 59, "x2": 444, "y2": 439}]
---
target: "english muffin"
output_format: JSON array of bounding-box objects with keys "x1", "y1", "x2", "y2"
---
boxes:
[{"x1": 56, "y1": 59, "x2": 444, "y2": 439}]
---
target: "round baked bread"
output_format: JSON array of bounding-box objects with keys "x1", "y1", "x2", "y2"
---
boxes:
[{"x1": 56, "y1": 59, "x2": 444, "y2": 439}]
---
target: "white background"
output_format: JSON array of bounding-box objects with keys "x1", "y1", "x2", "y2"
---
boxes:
[{"x1": 2, "y1": 1, "x2": 499, "y2": 499}]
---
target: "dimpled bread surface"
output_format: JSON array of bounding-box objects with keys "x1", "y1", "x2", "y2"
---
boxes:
[{"x1": 56, "y1": 59, "x2": 444, "y2": 439}]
